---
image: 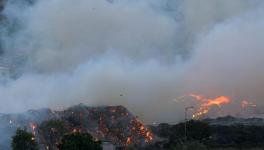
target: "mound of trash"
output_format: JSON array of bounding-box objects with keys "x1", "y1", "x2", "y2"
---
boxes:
[{"x1": 0, "y1": 104, "x2": 153, "y2": 149}]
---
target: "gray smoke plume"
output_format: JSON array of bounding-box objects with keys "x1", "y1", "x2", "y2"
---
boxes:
[{"x1": 0, "y1": 0, "x2": 263, "y2": 123}]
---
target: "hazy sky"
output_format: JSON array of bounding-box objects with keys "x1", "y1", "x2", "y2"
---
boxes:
[{"x1": 0, "y1": 0, "x2": 264, "y2": 123}]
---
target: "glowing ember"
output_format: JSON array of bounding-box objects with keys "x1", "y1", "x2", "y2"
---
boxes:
[
  {"x1": 132, "y1": 118, "x2": 153, "y2": 143},
  {"x1": 190, "y1": 94, "x2": 231, "y2": 119},
  {"x1": 30, "y1": 122, "x2": 37, "y2": 136},
  {"x1": 126, "y1": 137, "x2": 132, "y2": 145},
  {"x1": 72, "y1": 129, "x2": 78, "y2": 133}
]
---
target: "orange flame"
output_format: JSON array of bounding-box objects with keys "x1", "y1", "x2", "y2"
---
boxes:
[
  {"x1": 126, "y1": 137, "x2": 132, "y2": 145},
  {"x1": 190, "y1": 94, "x2": 231, "y2": 119}
]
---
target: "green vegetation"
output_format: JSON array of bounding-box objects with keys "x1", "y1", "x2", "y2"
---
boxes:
[
  {"x1": 38, "y1": 120, "x2": 69, "y2": 149},
  {"x1": 58, "y1": 132, "x2": 102, "y2": 150},
  {"x1": 171, "y1": 141, "x2": 207, "y2": 150},
  {"x1": 11, "y1": 128, "x2": 39, "y2": 150},
  {"x1": 11, "y1": 121, "x2": 102, "y2": 150},
  {"x1": 147, "y1": 120, "x2": 264, "y2": 150},
  {"x1": 169, "y1": 120, "x2": 210, "y2": 141},
  {"x1": 209, "y1": 124, "x2": 264, "y2": 148}
]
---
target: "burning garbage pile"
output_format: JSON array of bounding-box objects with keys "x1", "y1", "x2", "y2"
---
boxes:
[
  {"x1": 0, "y1": 104, "x2": 153, "y2": 149},
  {"x1": 54, "y1": 104, "x2": 153, "y2": 147}
]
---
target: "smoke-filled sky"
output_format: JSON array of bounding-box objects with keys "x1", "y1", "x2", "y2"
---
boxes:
[{"x1": 0, "y1": 0, "x2": 264, "y2": 123}]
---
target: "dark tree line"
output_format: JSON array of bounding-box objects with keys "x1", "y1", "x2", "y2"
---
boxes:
[
  {"x1": 148, "y1": 120, "x2": 264, "y2": 149},
  {"x1": 11, "y1": 128, "x2": 38, "y2": 150},
  {"x1": 11, "y1": 120, "x2": 102, "y2": 150},
  {"x1": 209, "y1": 124, "x2": 264, "y2": 148}
]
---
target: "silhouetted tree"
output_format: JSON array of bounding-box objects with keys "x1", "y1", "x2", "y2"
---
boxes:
[
  {"x1": 58, "y1": 132, "x2": 102, "y2": 150},
  {"x1": 171, "y1": 141, "x2": 207, "y2": 150},
  {"x1": 210, "y1": 124, "x2": 264, "y2": 148},
  {"x1": 11, "y1": 128, "x2": 39, "y2": 150},
  {"x1": 170, "y1": 120, "x2": 210, "y2": 141},
  {"x1": 38, "y1": 120, "x2": 69, "y2": 149}
]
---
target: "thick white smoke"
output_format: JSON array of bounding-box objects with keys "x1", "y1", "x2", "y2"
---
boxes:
[{"x1": 0, "y1": 0, "x2": 264, "y2": 123}]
